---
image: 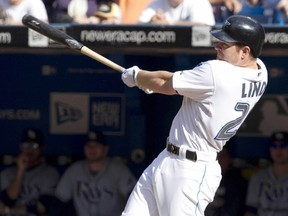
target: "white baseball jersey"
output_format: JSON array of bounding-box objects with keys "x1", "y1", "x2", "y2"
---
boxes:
[
  {"x1": 169, "y1": 59, "x2": 268, "y2": 152},
  {"x1": 0, "y1": 0, "x2": 48, "y2": 22},
  {"x1": 122, "y1": 58, "x2": 268, "y2": 216},
  {"x1": 138, "y1": 0, "x2": 215, "y2": 25},
  {"x1": 246, "y1": 166, "x2": 288, "y2": 216},
  {"x1": 55, "y1": 158, "x2": 136, "y2": 216}
]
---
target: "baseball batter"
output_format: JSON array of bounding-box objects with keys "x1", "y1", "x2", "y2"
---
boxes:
[{"x1": 121, "y1": 15, "x2": 268, "y2": 216}]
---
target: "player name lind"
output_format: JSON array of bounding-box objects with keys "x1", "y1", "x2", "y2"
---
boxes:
[{"x1": 241, "y1": 81, "x2": 267, "y2": 98}]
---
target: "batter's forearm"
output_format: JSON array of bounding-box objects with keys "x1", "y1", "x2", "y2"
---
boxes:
[{"x1": 136, "y1": 70, "x2": 176, "y2": 95}]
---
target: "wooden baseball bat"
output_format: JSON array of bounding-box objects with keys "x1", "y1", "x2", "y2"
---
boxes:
[{"x1": 22, "y1": 14, "x2": 125, "y2": 72}]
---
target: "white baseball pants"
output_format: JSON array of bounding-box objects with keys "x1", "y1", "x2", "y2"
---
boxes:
[{"x1": 122, "y1": 149, "x2": 221, "y2": 216}]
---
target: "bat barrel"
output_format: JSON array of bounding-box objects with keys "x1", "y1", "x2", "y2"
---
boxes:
[
  {"x1": 22, "y1": 14, "x2": 83, "y2": 50},
  {"x1": 22, "y1": 14, "x2": 124, "y2": 73}
]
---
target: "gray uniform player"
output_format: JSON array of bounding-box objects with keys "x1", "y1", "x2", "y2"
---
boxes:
[
  {"x1": 121, "y1": 15, "x2": 268, "y2": 216},
  {"x1": 0, "y1": 163, "x2": 60, "y2": 215},
  {"x1": 245, "y1": 131, "x2": 288, "y2": 216},
  {"x1": 0, "y1": 128, "x2": 60, "y2": 216},
  {"x1": 54, "y1": 131, "x2": 136, "y2": 216}
]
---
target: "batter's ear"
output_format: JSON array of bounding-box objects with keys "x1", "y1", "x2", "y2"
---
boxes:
[{"x1": 241, "y1": 46, "x2": 251, "y2": 60}]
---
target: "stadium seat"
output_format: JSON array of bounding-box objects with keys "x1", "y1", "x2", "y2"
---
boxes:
[
  {"x1": 214, "y1": 5, "x2": 286, "y2": 25},
  {"x1": 237, "y1": 5, "x2": 272, "y2": 24}
]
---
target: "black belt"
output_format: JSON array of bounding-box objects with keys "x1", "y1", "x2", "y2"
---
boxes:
[{"x1": 167, "y1": 142, "x2": 197, "y2": 162}]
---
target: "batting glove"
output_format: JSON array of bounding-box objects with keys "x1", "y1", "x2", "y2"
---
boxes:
[{"x1": 121, "y1": 66, "x2": 140, "y2": 87}]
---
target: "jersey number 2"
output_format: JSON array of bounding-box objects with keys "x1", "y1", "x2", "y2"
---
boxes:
[{"x1": 215, "y1": 102, "x2": 250, "y2": 140}]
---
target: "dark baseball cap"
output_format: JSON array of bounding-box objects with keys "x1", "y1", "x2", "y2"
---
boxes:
[
  {"x1": 21, "y1": 128, "x2": 44, "y2": 145},
  {"x1": 85, "y1": 131, "x2": 106, "y2": 145},
  {"x1": 271, "y1": 131, "x2": 288, "y2": 144}
]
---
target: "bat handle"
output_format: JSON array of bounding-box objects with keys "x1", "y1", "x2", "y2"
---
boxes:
[{"x1": 81, "y1": 46, "x2": 125, "y2": 72}]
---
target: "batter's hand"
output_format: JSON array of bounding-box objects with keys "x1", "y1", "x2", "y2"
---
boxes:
[{"x1": 121, "y1": 66, "x2": 140, "y2": 87}]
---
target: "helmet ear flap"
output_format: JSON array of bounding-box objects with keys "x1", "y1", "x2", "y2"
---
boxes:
[{"x1": 210, "y1": 15, "x2": 265, "y2": 58}]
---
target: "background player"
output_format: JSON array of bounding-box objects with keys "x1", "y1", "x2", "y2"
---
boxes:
[
  {"x1": 244, "y1": 131, "x2": 288, "y2": 216},
  {"x1": 121, "y1": 15, "x2": 267, "y2": 216},
  {"x1": 52, "y1": 131, "x2": 137, "y2": 216},
  {"x1": 0, "y1": 128, "x2": 60, "y2": 215}
]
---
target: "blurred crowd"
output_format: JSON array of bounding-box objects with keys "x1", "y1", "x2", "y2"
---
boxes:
[
  {"x1": 1, "y1": 128, "x2": 288, "y2": 216},
  {"x1": 0, "y1": 129, "x2": 136, "y2": 216},
  {"x1": 0, "y1": 0, "x2": 288, "y2": 25}
]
